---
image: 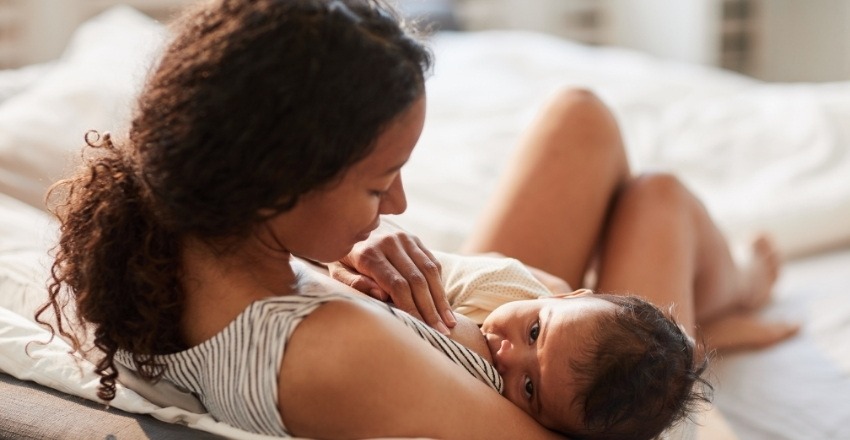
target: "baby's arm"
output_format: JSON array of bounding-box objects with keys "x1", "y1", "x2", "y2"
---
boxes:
[{"x1": 524, "y1": 264, "x2": 572, "y2": 293}]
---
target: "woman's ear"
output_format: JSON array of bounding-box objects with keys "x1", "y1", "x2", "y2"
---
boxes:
[{"x1": 550, "y1": 288, "x2": 593, "y2": 299}]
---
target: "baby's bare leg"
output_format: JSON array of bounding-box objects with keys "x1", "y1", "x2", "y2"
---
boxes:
[
  {"x1": 595, "y1": 173, "x2": 798, "y2": 349},
  {"x1": 462, "y1": 89, "x2": 629, "y2": 288}
]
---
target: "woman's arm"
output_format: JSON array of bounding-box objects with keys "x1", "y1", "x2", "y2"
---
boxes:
[{"x1": 278, "y1": 299, "x2": 564, "y2": 440}]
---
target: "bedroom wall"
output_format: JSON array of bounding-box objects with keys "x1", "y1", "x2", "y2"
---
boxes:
[
  {"x1": 3, "y1": 0, "x2": 849, "y2": 82},
  {"x1": 604, "y1": 0, "x2": 721, "y2": 67},
  {"x1": 752, "y1": 0, "x2": 850, "y2": 82},
  {"x1": 456, "y1": 0, "x2": 850, "y2": 82},
  {"x1": 0, "y1": 0, "x2": 192, "y2": 68}
]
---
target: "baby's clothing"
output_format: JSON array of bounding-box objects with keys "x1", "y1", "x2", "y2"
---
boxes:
[
  {"x1": 115, "y1": 261, "x2": 501, "y2": 437},
  {"x1": 436, "y1": 251, "x2": 553, "y2": 325}
]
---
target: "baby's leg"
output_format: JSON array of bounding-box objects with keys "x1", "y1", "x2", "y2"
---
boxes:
[
  {"x1": 461, "y1": 89, "x2": 629, "y2": 288},
  {"x1": 594, "y1": 173, "x2": 798, "y2": 349}
]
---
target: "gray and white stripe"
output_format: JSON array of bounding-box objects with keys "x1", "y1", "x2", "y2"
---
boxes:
[{"x1": 116, "y1": 292, "x2": 502, "y2": 437}]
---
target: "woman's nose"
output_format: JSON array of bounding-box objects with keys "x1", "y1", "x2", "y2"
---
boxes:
[{"x1": 379, "y1": 174, "x2": 407, "y2": 215}]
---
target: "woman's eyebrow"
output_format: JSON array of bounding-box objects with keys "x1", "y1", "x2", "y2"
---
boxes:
[{"x1": 380, "y1": 160, "x2": 408, "y2": 176}]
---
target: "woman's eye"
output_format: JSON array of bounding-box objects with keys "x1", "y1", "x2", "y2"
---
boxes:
[
  {"x1": 369, "y1": 190, "x2": 386, "y2": 197},
  {"x1": 529, "y1": 321, "x2": 540, "y2": 343},
  {"x1": 523, "y1": 376, "x2": 534, "y2": 399}
]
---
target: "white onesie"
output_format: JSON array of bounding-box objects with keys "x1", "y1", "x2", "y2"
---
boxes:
[{"x1": 435, "y1": 251, "x2": 553, "y2": 325}]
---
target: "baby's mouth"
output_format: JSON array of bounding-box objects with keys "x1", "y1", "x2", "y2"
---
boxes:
[{"x1": 484, "y1": 332, "x2": 502, "y2": 369}]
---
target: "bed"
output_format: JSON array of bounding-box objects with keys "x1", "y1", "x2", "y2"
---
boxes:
[{"x1": 2, "y1": 7, "x2": 849, "y2": 440}]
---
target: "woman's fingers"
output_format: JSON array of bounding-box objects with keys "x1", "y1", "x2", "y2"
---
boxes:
[
  {"x1": 328, "y1": 262, "x2": 388, "y2": 301},
  {"x1": 408, "y1": 235, "x2": 456, "y2": 328},
  {"x1": 377, "y1": 237, "x2": 453, "y2": 335},
  {"x1": 335, "y1": 226, "x2": 455, "y2": 334}
]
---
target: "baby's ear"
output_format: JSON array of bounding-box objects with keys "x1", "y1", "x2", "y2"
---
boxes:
[{"x1": 550, "y1": 288, "x2": 594, "y2": 299}]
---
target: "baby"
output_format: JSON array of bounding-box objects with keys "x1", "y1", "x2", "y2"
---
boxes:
[{"x1": 435, "y1": 251, "x2": 707, "y2": 440}]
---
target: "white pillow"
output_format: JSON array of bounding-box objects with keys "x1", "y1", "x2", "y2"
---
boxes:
[
  {"x1": 0, "y1": 6, "x2": 163, "y2": 211},
  {"x1": 0, "y1": 62, "x2": 54, "y2": 104},
  {"x1": 0, "y1": 192, "x2": 55, "y2": 319}
]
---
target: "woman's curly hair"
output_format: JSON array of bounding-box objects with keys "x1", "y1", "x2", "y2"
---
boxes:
[{"x1": 36, "y1": 0, "x2": 432, "y2": 402}]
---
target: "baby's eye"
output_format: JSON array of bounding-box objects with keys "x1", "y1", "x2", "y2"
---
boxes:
[
  {"x1": 523, "y1": 376, "x2": 534, "y2": 399},
  {"x1": 529, "y1": 321, "x2": 540, "y2": 343}
]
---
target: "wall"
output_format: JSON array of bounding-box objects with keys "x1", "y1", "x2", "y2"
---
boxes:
[
  {"x1": 0, "y1": 0, "x2": 191, "y2": 67},
  {"x1": 604, "y1": 0, "x2": 721, "y2": 66},
  {"x1": 753, "y1": 0, "x2": 850, "y2": 82}
]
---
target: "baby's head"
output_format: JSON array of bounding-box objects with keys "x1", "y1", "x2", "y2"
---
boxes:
[{"x1": 481, "y1": 290, "x2": 710, "y2": 440}]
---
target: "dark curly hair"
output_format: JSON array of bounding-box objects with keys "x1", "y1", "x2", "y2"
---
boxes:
[
  {"x1": 561, "y1": 294, "x2": 712, "y2": 440},
  {"x1": 36, "y1": 0, "x2": 432, "y2": 402}
]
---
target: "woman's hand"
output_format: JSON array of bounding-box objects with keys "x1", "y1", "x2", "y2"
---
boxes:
[{"x1": 328, "y1": 219, "x2": 457, "y2": 334}]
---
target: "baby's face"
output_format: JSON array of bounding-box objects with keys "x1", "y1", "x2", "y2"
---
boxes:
[{"x1": 481, "y1": 293, "x2": 616, "y2": 433}]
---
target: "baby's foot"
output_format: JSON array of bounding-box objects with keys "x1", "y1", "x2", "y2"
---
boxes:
[
  {"x1": 735, "y1": 235, "x2": 781, "y2": 312},
  {"x1": 701, "y1": 312, "x2": 800, "y2": 352}
]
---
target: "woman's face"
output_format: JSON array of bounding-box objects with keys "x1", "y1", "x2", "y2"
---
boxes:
[{"x1": 264, "y1": 95, "x2": 426, "y2": 262}]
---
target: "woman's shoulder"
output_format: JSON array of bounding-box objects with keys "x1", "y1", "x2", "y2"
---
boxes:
[{"x1": 276, "y1": 298, "x2": 562, "y2": 439}]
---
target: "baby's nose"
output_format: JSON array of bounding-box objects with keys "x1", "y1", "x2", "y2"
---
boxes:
[{"x1": 495, "y1": 339, "x2": 515, "y2": 375}]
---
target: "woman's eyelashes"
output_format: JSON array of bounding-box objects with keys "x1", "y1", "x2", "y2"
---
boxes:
[{"x1": 369, "y1": 180, "x2": 394, "y2": 198}]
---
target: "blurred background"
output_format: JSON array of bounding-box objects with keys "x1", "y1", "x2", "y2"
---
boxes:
[{"x1": 0, "y1": 0, "x2": 848, "y2": 82}]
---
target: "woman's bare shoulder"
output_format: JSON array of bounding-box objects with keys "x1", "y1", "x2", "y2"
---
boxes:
[{"x1": 277, "y1": 299, "x2": 564, "y2": 440}]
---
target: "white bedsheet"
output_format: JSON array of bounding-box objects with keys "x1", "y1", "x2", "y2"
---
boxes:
[
  {"x1": 714, "y1": 249, "x2": 850, "y2": 439},
  {"x1": 397, "y1": 31, "x2": 850, "y2": 258},
  {"x1": 1, "y1": 7, "x2": 850, "y2": 440}
]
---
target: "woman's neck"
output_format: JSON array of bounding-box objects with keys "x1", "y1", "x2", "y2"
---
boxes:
[{"x1": 179, "y1": 234, "x2": 298, "y2": 346}]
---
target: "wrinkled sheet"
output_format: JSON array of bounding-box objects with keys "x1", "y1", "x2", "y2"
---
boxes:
[{"x1": 397, "y1": 32, "x2": 850, "y2": 258}]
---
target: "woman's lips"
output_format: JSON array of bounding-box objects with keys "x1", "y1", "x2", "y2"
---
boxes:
[{"x1": 354, "y1": 220, "x2": 380, "y2": 242}]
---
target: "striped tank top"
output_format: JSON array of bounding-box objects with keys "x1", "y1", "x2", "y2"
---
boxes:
[{"x1": 115, "y1": 285, "x2": 502, "y2": 436}]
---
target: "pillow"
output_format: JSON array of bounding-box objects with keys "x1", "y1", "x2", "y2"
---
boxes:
[
  {"x1": 0, "y1": 6, "x2": 163, "y2": 211},
  {"x1": 0, "y1": 148, "x2": 264, "y2": 440},
  {"x1": 0, "y1": 62, "x2": 54, "y2": 104},
  {"x1": 0, "y1": 192, "x2": 55, "y2": 319}
]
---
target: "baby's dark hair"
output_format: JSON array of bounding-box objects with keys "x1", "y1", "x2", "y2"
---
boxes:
[{"x1": 564, "y1": 294, "x2": 711, "y2": 440}]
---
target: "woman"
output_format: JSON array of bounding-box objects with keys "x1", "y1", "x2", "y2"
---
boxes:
[{"x1": 38, "y1": 0, "x2": 563, "y2": 438}]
